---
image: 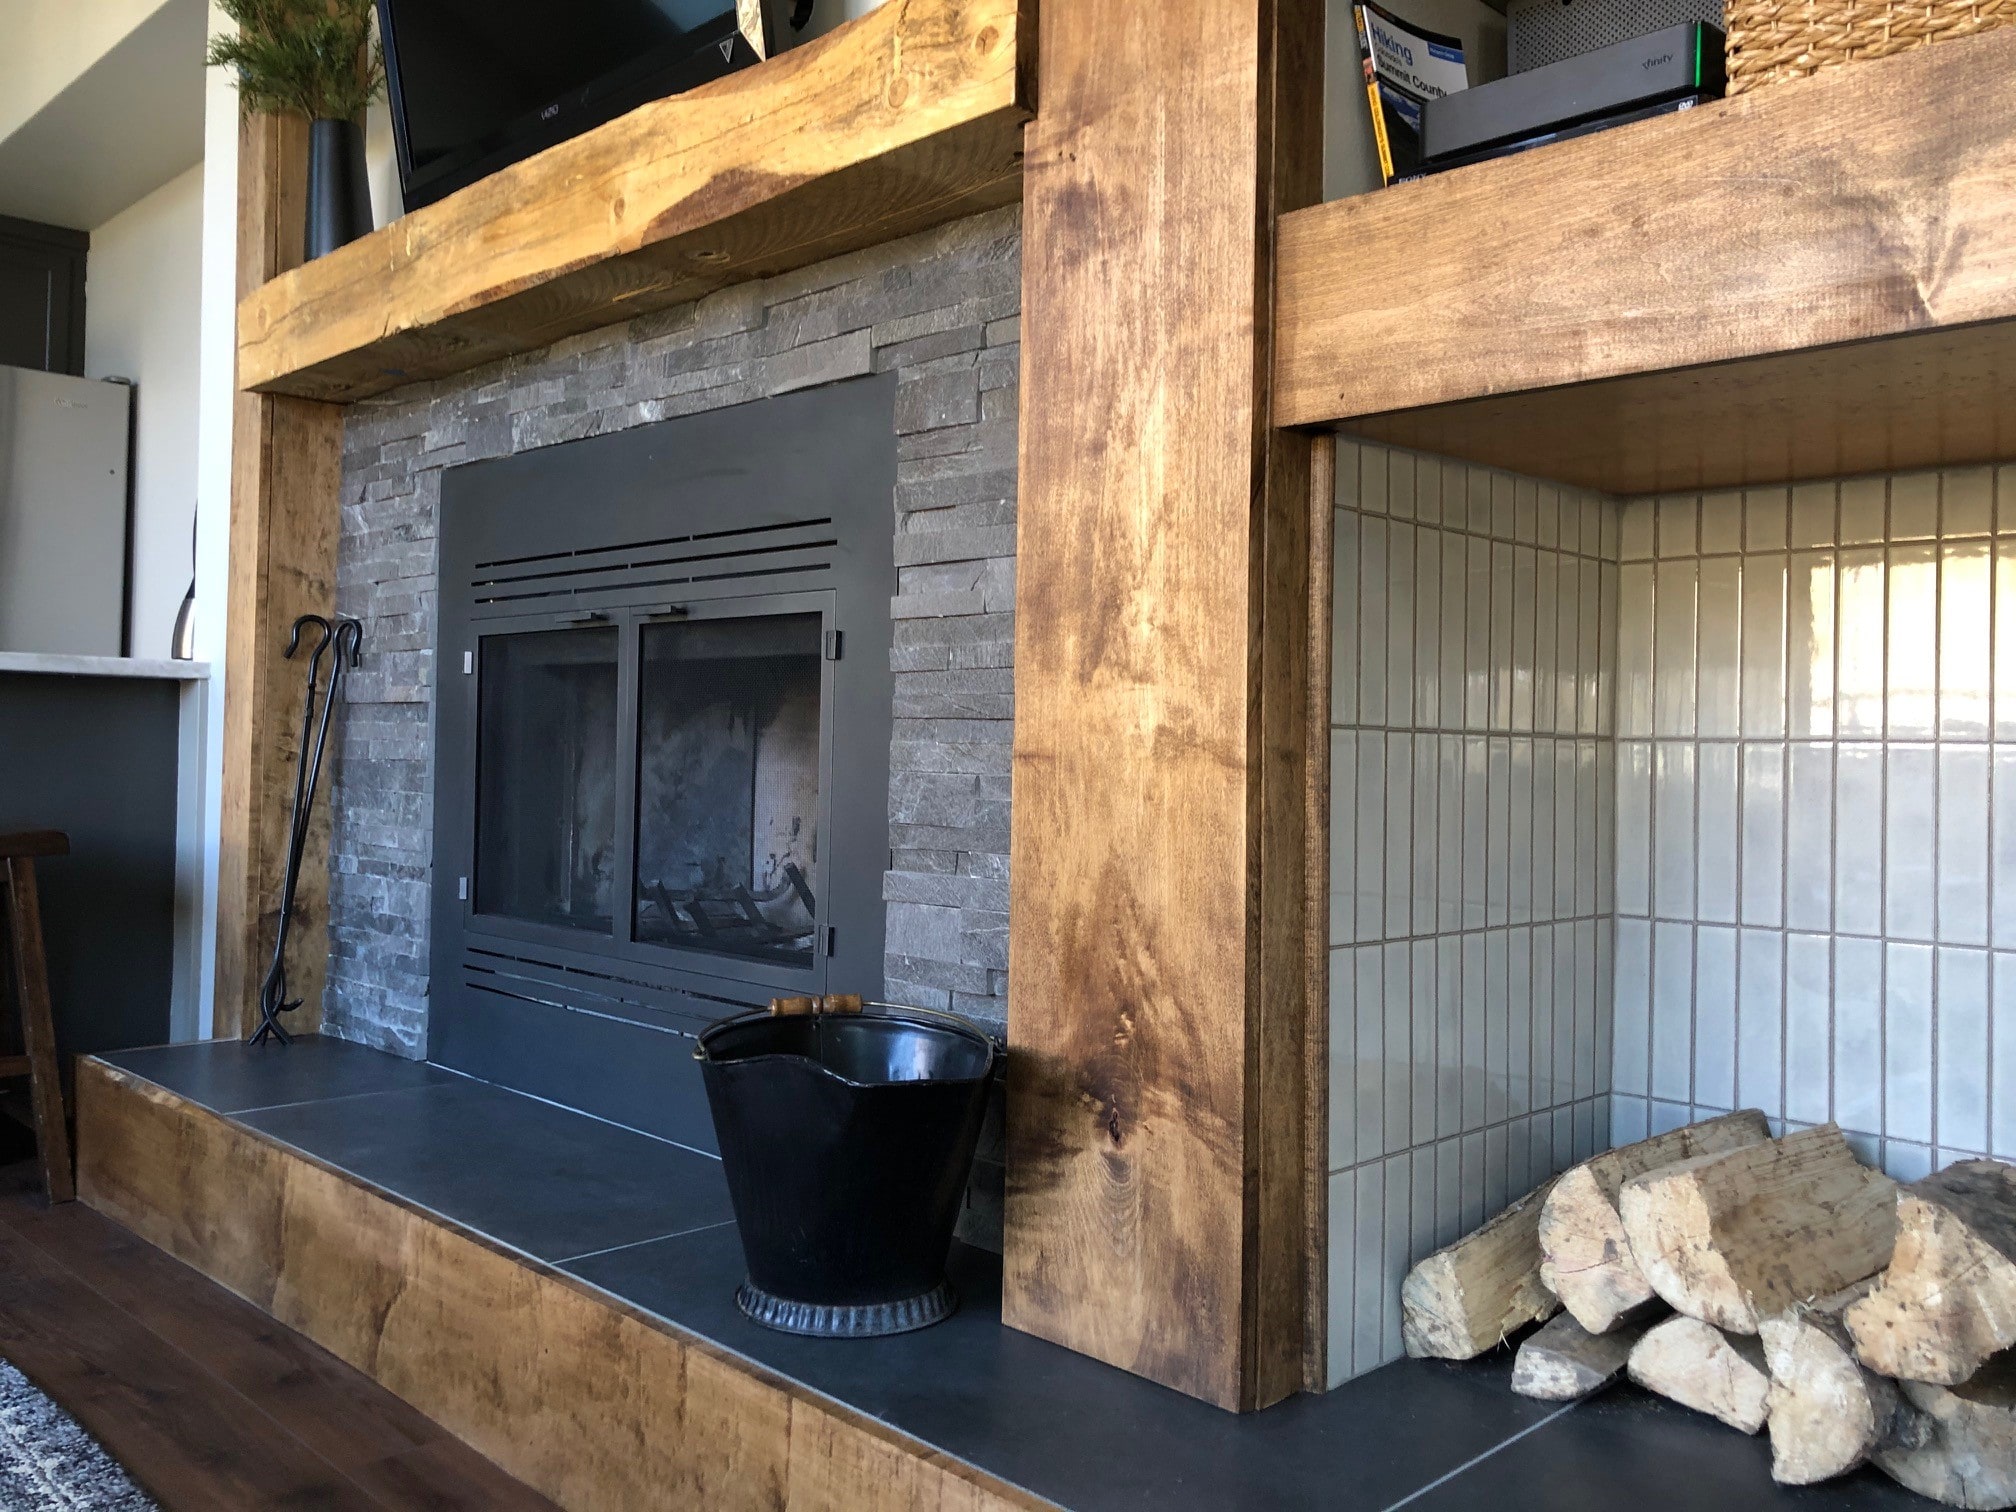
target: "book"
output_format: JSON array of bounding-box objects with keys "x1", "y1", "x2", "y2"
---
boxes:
[{"x1": 1353, "y1": 1, "x2": 1471, "y2": 186}]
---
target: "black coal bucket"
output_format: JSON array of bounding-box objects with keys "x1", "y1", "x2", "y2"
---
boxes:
[{"x1": 695, "y1": 1004, "x2": 998, "y2": 1338}]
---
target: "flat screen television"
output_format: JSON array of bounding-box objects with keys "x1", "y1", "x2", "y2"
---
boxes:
[{"x1": 377, "y1": 0, "x2": 772, "y2": 212}]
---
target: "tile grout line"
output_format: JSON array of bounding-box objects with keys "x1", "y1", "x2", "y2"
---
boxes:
[
  {"x1": 555, "y1": 1219, "x2": 736, "y2": 1268},
  {"x1": 226, "y1": 1081, "x2": 448, "y2": 1118},
  {"x1": 1379, "y1": 1401, "x2": 1584, "y2": 1512}
]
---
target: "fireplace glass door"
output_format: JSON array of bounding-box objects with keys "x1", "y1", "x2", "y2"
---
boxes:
[
  {"x1": 634, "y1": 611, "x2": 824, "y2": 967},
  {"x1": 474, "y1": 625, "x2": 620, "y2": 934}
]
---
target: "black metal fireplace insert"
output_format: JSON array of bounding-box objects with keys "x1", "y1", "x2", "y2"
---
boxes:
[{"x1": 428, "y1": 375, "x2": 896, "y2": 1150}]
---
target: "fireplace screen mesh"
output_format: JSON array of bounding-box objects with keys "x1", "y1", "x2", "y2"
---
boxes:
[
  {"x1": 474, "y1": 626, "x2": 620, "y2": 933},
  {"x1": 634, "y1": 613, "x2": 822, "y2": 965}
]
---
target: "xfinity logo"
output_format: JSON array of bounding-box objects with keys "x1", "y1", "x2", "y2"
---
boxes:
[
  {"x1": 1643, "y1": 51, "x2": 1673, "y2": 67},
  {"x1": 540, "y1": 102, "x2": 560, "y2": 120}
]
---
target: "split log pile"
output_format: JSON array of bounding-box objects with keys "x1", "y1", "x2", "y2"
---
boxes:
[{"x1": 1400, "y1": 1117, "x2": 2016, "y2": 1508}]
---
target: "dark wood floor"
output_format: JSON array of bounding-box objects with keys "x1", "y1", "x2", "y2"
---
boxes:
[{"x1": 0, "y1": 1160, "x2": 562, "y2": 1512}]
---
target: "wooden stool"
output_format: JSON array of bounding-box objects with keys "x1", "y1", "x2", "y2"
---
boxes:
[{"x1": 0, "y1": 831, "x2": 74, "y2": 1204}]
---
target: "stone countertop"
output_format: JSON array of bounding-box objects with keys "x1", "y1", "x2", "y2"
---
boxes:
[{"x1": 0, "y1": 652, "x2": 209, "y2": 681}]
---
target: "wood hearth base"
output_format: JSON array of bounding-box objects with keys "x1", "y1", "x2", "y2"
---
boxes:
[{"x1": 73, "y1": 1056, "x2": 1045, "y2": 1512}]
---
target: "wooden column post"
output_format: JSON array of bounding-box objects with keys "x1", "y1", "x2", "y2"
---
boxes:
[
  {"x1": 1005, "y1": 0, "x2": 1325, "y2": 1411},
  {"x1": 214, "y1": 112, "x2": 346, "y2": 1039}
]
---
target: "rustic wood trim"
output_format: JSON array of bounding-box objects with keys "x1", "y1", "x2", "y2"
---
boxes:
[
  {"x1": 1301, "y1": 434, "x2": 1334, "y2": 1393},
  {"x1": 236, "y1": 0, "x2": 1032, "y2": 404},
  {"x1": 1003, "y1": 0, "x2": 1323, "y2": 1413},
  {"x1": 73, "y1": 1058, "x2": 1050, "y2": 1512},
  {"x1": 5, "y1": 855, "x2": 74, "y2": 1204},
  {"x1": 215, "y1": 111, "x2": 344, "y2": 1039},
  {"x1": 1273, "y1": 27, "x2": 2016, "y2": 491}
]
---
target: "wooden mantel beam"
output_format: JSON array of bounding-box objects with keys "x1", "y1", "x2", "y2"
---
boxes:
[{"x1": 1005, "y1": 0, "x2": 1324, "y2": 1412}]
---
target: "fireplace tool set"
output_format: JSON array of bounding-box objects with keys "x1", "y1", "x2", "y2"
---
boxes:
[{"x1": 250, "y1": 614, "x2": 364, "y2": 1047}]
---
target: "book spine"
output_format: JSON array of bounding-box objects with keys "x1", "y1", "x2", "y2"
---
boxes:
[{"x1": 1353, "y1": 5, "x2": 1397, "y2": 185}]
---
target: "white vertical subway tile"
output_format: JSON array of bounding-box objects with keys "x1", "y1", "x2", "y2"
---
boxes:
[
  {"x1": 1411, "y1": 940, "x2": 1438, "y2": 1148},
  {"x1": 1434, "y1": 1130, "x2": 1463, "y2": 1247},
  {"x1": 1536, "y1": 482, "x2": 1561, "y2": 551},
  {"x1": 1438, "y1": 736, "x2": 1465, "y2": 933},
  {"x1": 1834, "y1": 936, "x2": 1885, "y2": 1135},
  {"x1": 1887, "y1": 544, "x2": 1939, "y2": 739},
  {"x1": 1745, "y1": 488, "x2": 1790, "y2": 553},
  {"x1": 1885, "y1": 942, "x2": 1934, "y2": 1146},
  {"x1": 1534, "y1": 553, "x2": 1560, "y2": 735},
  {"x1": 1891, "y1": 470, "x2": 1939, "y2": 541},
  {"x1": 1597, "y1": 743, "x2": 1616, "y2": 918},
  {"x1": 1617, "y1": 562, "x2": 1656, "y2": 738},
  {"x1": 1508, "y1": 928, "x2": 1533, "y2": 1116},
  {"x1": 1356, "y1": 945, "x2": 1386, "y2": 1159},
  {"x1": 1997, "y1": 541, "x2": 2016, "y2": 742},
  {"x1": 1531, "y1": 744, "x2": 1557, "y2": 924},
  {"x1": 1359, "y1": 444, "x2": 1388, "y2": 516},
  {"x1": 1885, "y1": 1142, "x2": 1935, "y2": 1183},
  {"x1": 1939, "y1": 946, "x2": 1991, "y2": 1156},
  {"x1": 1436, "y1": 936, "x2": 1463, "y2": 1139},
  {"x1": 1466, "y1": 536, "x2": 1493, "y2": 730},
  {"x1": 1485, "y1": 930, "x2": 1509, "y2": 1125},
  {"x1": 1334, "y1": 441, "x2": 1362, "y2": 512},
  {"x1": 1995, "y1": 954, "x2": 2016, "y2": 1159},
  {"x1": 1514, "y1": 478, "x2": 1539, "y2": 545},
  {"x1": 1330, "y1": 947, "x2": 1356, "y2": 1170},
  {"x1": 1512, "y1": 547, "x2": 1537, "y2": 732},
  {"x1": 1599, "y1": 563, "x2": 1619, "y2": 740},
  {"x1": 1487, "y1": 739, "x2": 1511, "y2": 929},
  {"x1": 1385, "y1": 733, "x2": 1414, "y2": 941},
  {"x1": 1414, "y1": 456, "x2": 1443, "y2": 526},
  {"x1": 1509, "y1": 739, "x2": 1534, "y2": 927},
  {"x1": 1654, "y1": 559, "x2": 1699, "y2": 738},
  {"x1": 1785, "y1": 932, "x2": 1834, "y2": 1126},
  {"x1": 1461, "y1": 1131, "x2": 1486, "y2": 1231},
  {"x1": 1554, "y1": 925, "x2": 1579, "y2": 1107},
  {"x1": 1381, "y1": 1156, "x2": 1410, "y2": 1363},
  {"x1": 1651, "y1": 921, "x2": 1695, "y2": 1105},
  {"x1": 1790, "y1": 481, "x2": 1838, "y2": 549},
  {"x1": 1741, "y1": 743, "x2": 1786, "y2": 929},
  {"x1": 1332, "y1": 511, "x2": 1360, "y2": 722},
  {"x1": 1355, "y1": 731, "x2": 1387, "y2": 942},
  {"x1": 1579, "y1": 559, "x2": 1603, "y2": 737},
  {"x1": 1620, "y1": 498, "x2": 1655, "y2": 561},
  {"x1": 1940, "y1": 539, "x2": 1992, "y2": 739},
  {"x1": 1410, "y1": 1147, "x2": 1436, "y2": 1275},
  {"x1": 1386, "y1": 523, "x2": 1416, "y2": 728},
  {"x1": 1413, "y1": 738, "x2": 1439, "y2": 935},
  {"x1": 1701, "y1": 491, "x2": 1744, "y2": 556},
  {"x1": 1484, "y1": 1123, "x2": 1509, "y2": 1218},
  {"x1": 1594, "y1": 920, "x2": 1615, "y2": 1096},
  {"x1": 1491, "y1": 543, "x2": 1516, "y2": 730},
  {"x1": 1492, "y1": 473, "x2": 1518, "y2": 542},
  {"x1": 1576, "y1": 740, "x2": 1601, "y2": 919},
  {"x1": 1617, "y1": 741, "x2": 1652, "y2": 917},
  {"x1": 1696, "y1": 743, "x2": 1741, "y2": 926},
  {"x1": 1582, "y1": 493, "x2": 1606, "y2": 559},
  {"x1": 1615, "y1": 909, "x2": 1657, "y2": 1099},
  {"x1": 1386, "y1": 449, "x2": 1416, "y2": 522},
  {"x1": 1385, "y1": 941, "x2": 1412, "y2": 1158},
  {"x1": 1839, "y1": 477, "x2": 1888, "y2": 546},
  {"x1": 1330, "y1": 729, "x2": 1356, "y2": 946},
  {"x1": 1555, "y1": 557, "x2": 1582, "y2": 734},
  {"x1": 1440, "y1": 536, "x2": 1467, "y2": 730},
  {"x1": 1575, "y1": 918, "x2": 1600, "y2": 1100},
  {"x1": 1463, "y1": 737, "x2": 1489, "y2": 931},
  {"x1": 1837, "y1": 549, "x2": 1887, "y2": 739},
  {"x1": 1786, "y1": 743, "x2": 1836, "y2": 933},
  {"x1": 1611, "y1": 1094, "x2": 1650, "y2": 1145},
  {"x1": 1996, "y1": 752, "x2": 2016, "y2": 950},
  {"x1": 1787, "y1": 551, "x2": 1837, "y2": 739},
  {"x1": 1657, "y1": 495, "x2": 1699, "y2": 558},
  {"x1": 1327, "y1": 1168, "x2": 1354, "y2": 1388},
  {"x1": 1601, "y1": 496, "x2": 1620, "y2": 563},
  {"x1": 1463, "y1": 932, "x2": 1488, "y2": 1131},
  {"x1": 1884, "y1": 744, "x2": 1937, "y2": 943},
  {"x1": 1738, "y1": 928, "x2": 1784, "y2": 1117},
  {"x1": 1944, "y1": 466, "x2": 1995, "y2": 539},
  {"x1": 1352, "y1": 1160, "x2": 1386, "y2": 1372},
  {"x1": 1741, "y1": 553, "x2": 1787, "y2": 738},
  {"x1": 1653, "y1": 743, "x2": 1697, "y2": 922},
  {"x1": 1835, "y1": 745, "x2": 1886, "y2": 938},
  {"x1": 1414, "y1": 530, "x2": 1442, "y2": 727},
  {"x1": 1694, "y1": 927, "x2": 1738, "y2": 1112},
  {"x1": 1358, "y1": 516, "x2": 1390, "y2": 728},
  {"x1": 1554, "y1": 741, "x2": 1578, "y2": 920},
  {"x1": 1939, "y1": 744, "x2": 1991, "y2": 947}
]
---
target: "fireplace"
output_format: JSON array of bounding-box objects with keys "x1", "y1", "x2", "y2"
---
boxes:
[{"x1": 428, "y1": 376, "x2": 896, "y2": 1151}]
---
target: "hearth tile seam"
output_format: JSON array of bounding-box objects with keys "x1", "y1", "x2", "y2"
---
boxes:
[
  {"x1": 226, "y1": 1082, "x2": 453, "y2": 1118},
  {"x1": 1378, "y1": 1400, "x2": 1583, "y2": 1511},
  {"x1": 553, "y1": 1219, "x2": 736, "y2": 1266},
  {"x1": 425, "y1": 1059, "x2": 724, "y2": 1160}
]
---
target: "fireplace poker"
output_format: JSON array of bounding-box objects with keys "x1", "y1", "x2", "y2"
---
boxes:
[{"x1": 250, "y1": 614, "x2": 364, "y2": 1047}]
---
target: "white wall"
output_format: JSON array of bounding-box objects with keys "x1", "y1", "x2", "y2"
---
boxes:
[
  {"x1": 84, "y1": 162, "x2": 205, "y2": 659},
  {"x1": 0, "y1": 0, "x2": 172, "y2": 144}
]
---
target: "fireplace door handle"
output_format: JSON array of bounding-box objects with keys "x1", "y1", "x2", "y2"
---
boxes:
[
  {"x1": 558, "y1": 610, "x2": 609, "y2": 625},
  {"x1": 647, "y1": 605, "x2": 690, "y2": 620}
]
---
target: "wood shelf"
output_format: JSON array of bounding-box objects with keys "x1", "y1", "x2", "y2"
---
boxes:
[
  {"x1": 1274, "y1": 28, "x2": 2016, "y2": 494},
  {"x1": 236, "y1": 0, "x2": 1031, "y2": 404}
]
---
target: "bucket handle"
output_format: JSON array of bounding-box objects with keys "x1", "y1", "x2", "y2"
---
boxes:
[{"x1": 692, "y1": 998, "x2": 1005, "y2": 1060}]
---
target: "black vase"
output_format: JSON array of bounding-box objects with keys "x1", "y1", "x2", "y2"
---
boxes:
[{"x1": 305, "y1": 118, "x2": 372, "y2": 260}]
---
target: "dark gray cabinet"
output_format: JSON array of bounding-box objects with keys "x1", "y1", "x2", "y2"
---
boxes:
[{"x1": 0, "y1": 214, "x2": 88, "y2": 376}]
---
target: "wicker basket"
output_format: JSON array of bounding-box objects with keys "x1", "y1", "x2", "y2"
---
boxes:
[{"x1": 1725, "y1": 0, "x2": 2016, "y2": 90}]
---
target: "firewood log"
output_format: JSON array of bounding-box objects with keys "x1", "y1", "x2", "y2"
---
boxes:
[
  {"x1": 1618, "y1": 1124, "x2": 1897, "y2": 1333},
  {"x1": 1875, "y1": 1348, "x2": 2016, "y2": 1510},
  {"x1": 1539, "y1": 1110, "x2": 1771, "y2": 1333},
  {"x1": 1627, "y1": 1314, "x2": 1772, "y2": 1433},
  {"x1": 1848, "y1": 1160, "x2": 2016, "y2": 1387},
  {"x1": 1401, "y1": 1177, "x2": 1560, "y2": 1360},
  {"x1": 1512, "y1": 1309, "x2": 1659, "y2": 1401},
  {"x1": 1762, "y1": 1281, "x2": 1908, "y2": 1485}
]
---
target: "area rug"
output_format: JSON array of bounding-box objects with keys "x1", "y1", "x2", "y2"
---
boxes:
[{"x1": 0, "y1": 1361, "x2": 155, "y2": 1511}]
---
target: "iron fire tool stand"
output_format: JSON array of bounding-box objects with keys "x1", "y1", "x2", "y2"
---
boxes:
[{"x1": 249, "y1": 614, "x2": 364, "y2": 1047}]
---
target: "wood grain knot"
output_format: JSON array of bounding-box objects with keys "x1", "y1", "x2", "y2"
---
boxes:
[{"x1": 975, "y1": 24, "x2": 999, "y2": 51}]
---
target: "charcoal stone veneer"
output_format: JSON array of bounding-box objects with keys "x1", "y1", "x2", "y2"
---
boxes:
[{"x1": 325, "y1": 209, "x2": 1021, "y2": 1163}]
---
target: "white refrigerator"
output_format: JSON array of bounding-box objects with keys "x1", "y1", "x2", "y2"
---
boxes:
[{"x1": 0, "y1": 364, "x2": 132, "y2": 656}]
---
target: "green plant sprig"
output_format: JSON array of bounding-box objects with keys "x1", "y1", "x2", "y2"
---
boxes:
[{"x1": 207, "y1": 0, "x2": 386, "y2": 122}]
